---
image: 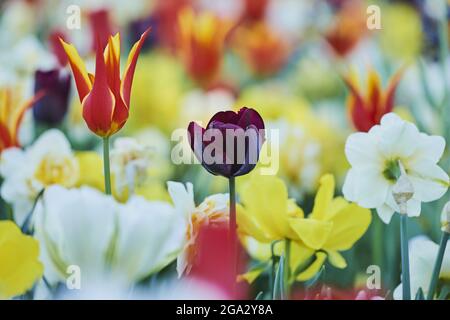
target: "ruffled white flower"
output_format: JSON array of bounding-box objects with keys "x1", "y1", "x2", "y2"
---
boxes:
[
  {"x1": 110, "y1": 137, "x2": 153, "y2": 196},
  {"x1": 168, "y1": 181, "x2": 229, "y2": 277},
  {"x1": 343, "y1": 113, "x2": 449, "y2": 223},
  {"x1": 34, "y1": 185, "x2": 185, "y2": 287},
  {"x1": 0, "y1": 129, "x2": 79, "y2": 224},
  {"x1": 394, "y1": 236, "x2": 450, "y2": 299}
]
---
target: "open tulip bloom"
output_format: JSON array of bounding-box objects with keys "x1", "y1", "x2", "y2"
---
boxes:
[
  {"x1": 60, "y1": 29, "x2": 150, "y2": 194},
  {"x1": 187, "y1": 107, "x2": 265, "y2": 293}
]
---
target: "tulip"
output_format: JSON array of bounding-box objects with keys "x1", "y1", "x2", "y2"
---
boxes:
[
  {"x1": 325, "y1": 1, "x2": 367, "y2": 57},
  {"x1": 241, "y1": 0, "x2": 269, "y2": 22},
  {"x1": 233, "y1": 23, "x2": 291, "y2": 77},
  {"x1": 187, "y1": 107, "x2": 265, "y2": 296},
  {"x1": 60, "y1": 29, "x2": 150, "y2": 195},
  {"x1": 33, "y1": 68, "x2": 71, "y2": 126},
  {"x1": 177, "y1": 8, "x2": 231, "y2": 87},
  {"x1": 0, "y1": 88, "x2": 44, "y2": 153},
  {"x1": 343, "y1": 68, "x2": 403, "y2": 132},
  {"x1": 187, "y1": 107, "x2": 265, "y2": 178}
]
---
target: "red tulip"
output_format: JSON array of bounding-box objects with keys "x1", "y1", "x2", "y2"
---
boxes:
[{"x1": 60, "y1": 29, "x2": 150, "y2": 137}]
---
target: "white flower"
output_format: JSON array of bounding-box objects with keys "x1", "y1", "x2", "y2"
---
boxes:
[
  {"x1": 343, "y1": 113, "x2": 449, "y2": 223},
  {"x1": 34, "y1": 185, "x2": 185, "y2": 287},
  {"x1": 394, "y1": 236, "x2": 450, "y2": 299},
  {"x1": 168, "y1": 182, "x2": 229, "y2": 277},
  {"x1": 0, "y1": 129, "x2": 79, "y2": 224},
  {"x1": 110, "y1": 137, "x2": 153, "y2": 196}
]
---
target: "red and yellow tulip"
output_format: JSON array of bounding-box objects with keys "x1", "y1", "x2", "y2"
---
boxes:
[
  {"x1": 177, "y1": 8, "x2": 232, "y2": 87},
  {"x1": 60, "y1": 29, "x2": 150, "y2": 137},
  {"x1": 343, "y1": 68, "x2": 403, "y2": 132},
  {"x1": 0, "y1": 88, "x2": 43, "y2": 153}
]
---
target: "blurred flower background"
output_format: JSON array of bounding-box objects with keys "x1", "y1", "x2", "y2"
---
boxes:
[{"x1": 1, "y1": 0, "x2": 450, "y2": 300}]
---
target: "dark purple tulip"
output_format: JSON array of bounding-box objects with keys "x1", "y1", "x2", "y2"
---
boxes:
[
  {"x1": 33, "y1": 69, "x2": 71, "y2": 125},
  {"x1": 187, "y1": 107, "x2": 265, "y2": 177}
]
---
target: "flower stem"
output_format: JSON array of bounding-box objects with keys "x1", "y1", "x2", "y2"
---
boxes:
[
  {"x1": 103, "y1": 137, "x2": 112, "y2": 195},
  {"x1": 400, "y1": 214, "x2": 411, "y2": 300},
  {"x1": 284, "y1": 239, "x2": 291, "y2": 298},
  {"x1": 426, "y1": 231, "x2": 449, "y2": 300},
  {"x1": 228, "y1": 176, "x2": 237, "y2": 296}
]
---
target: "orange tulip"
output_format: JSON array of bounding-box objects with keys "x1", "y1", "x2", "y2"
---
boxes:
[
  {"x1": 177, "y1": 8, "x2": 232, "y2": 87},
  {"x1": 233, "y1": 22, "x2": 290, "y2": 77},
  {"x1": 60, "y1": 29, "x2": 150, "y2": 137},
  {"x1": 343, "y1": 69, "x2": 403, "y2": 132},
  {"x1": 325, "y1": 1, "x2": 367, "y2": 57},
  {"x1": 0, "y1": 88, "x2": 44, "y2": 153}
]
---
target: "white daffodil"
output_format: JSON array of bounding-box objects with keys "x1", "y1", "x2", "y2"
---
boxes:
[
  {"x1": 110, "y1": 137, "x2": 153, "y2": 196},
  {"x1": 34, "y1": 185, "x2": 185, "y2": 287},
  {"x1": 167, "y1": 181, "x2": 229, "y2": 277},
  {"x1": 394, "y1": 236, "x2": 450, "y2": 299},
  {"x1": 343, "y1": 113, "x2": 449, "y2": 223},
  {"x1": 0, "y1": 129, "x2": 79, "y2": 224}
]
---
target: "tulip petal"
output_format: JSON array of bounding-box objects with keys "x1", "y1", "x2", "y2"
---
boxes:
[
  {"x1": 104, "y1": 33, "x2": 121, "y2": 95},
  {"x1": 121, "y1": 28, "x2": 151, "y2": 107},
  {"x1": 60, "y1": 39, "x2": 93, "y2": 101},
  {"x1": 11, "y1": 91, "x2": 45, "y2": 146},
  {"x1": 237, "y1": 107, "x2": 265, "y2": 130},
  {"x1": 82, "y1": 42, "x2": 116, "y2": 136}
]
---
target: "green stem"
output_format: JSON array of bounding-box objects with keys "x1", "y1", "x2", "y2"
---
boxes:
[
  {"x1": 427, "y1": 231, "x2": 449, "y2": 300},
  {"x1": 400, "y1": 214, "x2": 411, "y2": 300},
  {"x1": 6, "y1": 203, "x2": 13, "y2": 221},
  {"x1": 103, "y1": 137, "x2": 112, "y2": 195},
  {"x1": 228, "y1": 176, "x2": 237, "y2": 295},
  {"x1": 270, "y1": 240, "x2": 279, "y2": 299},
  {"x1": 372, "y1": 214, "x2": 384, "y2": 271},
  {"x1": 284, "y1": 239, "x2": 291, "y2": 298}
]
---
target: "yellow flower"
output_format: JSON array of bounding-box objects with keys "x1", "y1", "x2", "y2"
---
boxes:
[
  {"x1": 0, "y1": 221, "x2": 43, "y2": 299},
  {"x1": 236, "y1": 85, "x2": 347, "y2": 195},
  {"x1": 379, "y1": 3, "x2": 422, "y2": 62},
  {"x1": 75, "y1": 151, "x2": 104, "y2": 191},
  {"x1": 125, "y1": 52, "x2": 186, "y2": 134},
  {"x1": 237, "y1": 173, "x2": 371, "y2": 282}
]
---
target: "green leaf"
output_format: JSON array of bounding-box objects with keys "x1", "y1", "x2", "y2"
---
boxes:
[
  {"x1": 273, "y1": 254, "x2": 285, "y2": 300},
  {"x1": 438, "y1": 285, "x2": 450, "y2": 300},
  {"x1": 255, "y1": 291, "x2": 264, "y2": 300},
  {"x1": 415, "y1": 287, "x2": 425, "y2": 300}
]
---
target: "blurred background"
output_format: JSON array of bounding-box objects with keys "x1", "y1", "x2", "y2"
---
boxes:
[{"x1": 1, "y1": 0, "x2": 450, "y2": 298}]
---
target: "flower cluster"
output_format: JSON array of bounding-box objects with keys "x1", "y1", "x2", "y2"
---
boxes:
[{"x1": 1, "y1": 0, "x2": 450, "y2": 302}]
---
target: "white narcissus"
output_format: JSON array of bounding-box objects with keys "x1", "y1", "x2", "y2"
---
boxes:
[
  {"x1": 0, "y1": 129, "x2": 79, "y2": 225},
  {"x1": 394, "y1": 236, "x2": 450, "y2": 299},
  {"x1": 343, "y1": 113, "x2": 449, "y2": 223},
  {"x1": 34, "y1": 185, "x2": 185, "y2": 287}
]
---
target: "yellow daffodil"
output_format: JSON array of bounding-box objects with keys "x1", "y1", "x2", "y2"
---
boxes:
[
  {"x1": 0, "y1": 221, "x2": 43, "y2": 299},
  {"x1": 237, "y1": 173, "x2": 371, "y2": 282}
]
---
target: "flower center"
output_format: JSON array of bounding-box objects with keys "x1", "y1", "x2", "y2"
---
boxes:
[
  {"x1": 382, "y1": 158, "x2": 402, "y2": 182},
  {"x1": 34, "y1": 155, "x2": 79, "y2": 187}
]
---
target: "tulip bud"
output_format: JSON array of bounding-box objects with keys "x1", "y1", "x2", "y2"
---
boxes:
[
  {"x1": 392, "y1": 173, "x2": 414, "y2": 214},
  {"x1": 441, "y1": 201, "x2": 450, "y2": 233},
  {"x1": 33, "y1": 68, "x2": 71, "y2": 126}
]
